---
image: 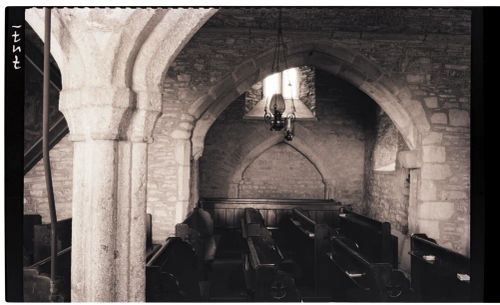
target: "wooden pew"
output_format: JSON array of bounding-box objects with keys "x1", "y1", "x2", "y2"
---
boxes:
[
  {"x1": 326, "y1": 235, "x2": 410, "y2": 302},
  {"x1": 200, "y1": 198, "x2": 348, "y2": 229},
  {"x1": 241, "y1": 208, "x2": 301, "y2": 301},
  {"x1": 175, "y1": 207, "x2": 219, "y2": 263},
  {"x1": 337, "y1": 211, "x2": 398, "y2": 267},
  {"x1": 33, "y1": 218, "x2": 72, "y2": 262},
  {"x1": 23, "y1": 213, "x2": 159, "y2": 302},
  {"x1": 175, "y1": 208, "x2": 223, "y2": 299},
  {"x1": 23, "y1": 214, "x2": 42, "y2": 265},
  {"x1": 241, "y1": 207, "x2": 266, "y2": 238},
  {"x1": 280, "y1": 208, "x2": 331, "y2": 295},
  {"x1": 23, "y1": 246, "x2": 71, "y2": 302},
  {"x1": 409, "y1": 233, "x2": 471, "y2": 302},
  {"x1": 146, "y1": 237, "x2": 201, "y2": 302}
]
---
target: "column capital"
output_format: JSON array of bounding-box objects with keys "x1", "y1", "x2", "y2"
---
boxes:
[
  {"x1": 127, "y1": 90, "x2": 162, "y2": 143},
  {"x1": 59, "y1": 87, "x2": 134, "y2": 141},
  {"x1": 397, "y1": 149, "x2": 422, "y2": 169},
  {"x1": 60, "y1": 88, "x2": 164, "y2": 143}
]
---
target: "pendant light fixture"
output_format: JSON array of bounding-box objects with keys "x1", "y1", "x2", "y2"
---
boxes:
[{"x1": 264, "y1": 9, "x2": 296, "y2": 141}]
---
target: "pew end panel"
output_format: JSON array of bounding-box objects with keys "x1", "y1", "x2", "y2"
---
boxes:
[
  {"x1": 409, "y1": 233, "x2": 471, "y2": 302},
  {"x1": 327, "y1": 236, "x2": 410, "y2": 302},
  {"x1": 146, "y1": 237, "x2": 202, "y2": 302},
  {"x1": 175, "y1": 208, "x2": 221, "y2": 263},
  {"x1": 338, "y1": 211, "x2": 398, "y2": 268}
]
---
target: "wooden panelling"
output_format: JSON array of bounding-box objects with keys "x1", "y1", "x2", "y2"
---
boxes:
[{"x1": 200, "y1": 198, "x2": 350, "y2": 229}]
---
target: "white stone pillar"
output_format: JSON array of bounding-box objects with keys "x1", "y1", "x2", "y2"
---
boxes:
[
  {"x1": 172, "y1": 134, "x2": 193, "y2": 224},
  {"x1": 69, "y1": 139, "x2": 122, "y2": 301},
  {"x1": 60, "y1": 88, "x2": 159, "y2": 302}
]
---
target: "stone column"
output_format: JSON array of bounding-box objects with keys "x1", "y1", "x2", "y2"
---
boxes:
[
  {"x1": 228, "y1": 180, "x2": 241, "y2": 198},
  {"x1": 190, "y1": 158, "x2": 200, "y2": 210},
  {"x1": 396, "y1": 149, "x2": 422, "y2": 234},
  {"x1": 323, "y1": 179, "x2": 335, "y2": 200},
  {"x1": 171, "y1": 115, "x2": 194, "y2": 223},
  {"x1": 114, "y1": 139, "x2": 151, "y2": 302},
  {"x1": 60, "y1": 88, "x2": 159, "y2": 302},
  {"x1": 60, "y1": 87, "x2": 131, "y2": 301},
  {"x1": 119, "y1": 91, "x2": 161, "y2": 301}
]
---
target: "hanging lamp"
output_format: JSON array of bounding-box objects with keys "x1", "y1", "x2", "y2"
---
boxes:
[{"x1": 263, "y1": 9, "x2": 296, "y2": 141}]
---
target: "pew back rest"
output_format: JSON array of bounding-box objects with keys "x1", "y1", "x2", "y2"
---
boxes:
[
  {"x1": 409, "y1": 234, "x2": 470, "y2": 301},
  {"x1": 244, "y1": 227, "x2": 300, "y2": 301},
  {"x1": 339, "y1": 211, "x2": 398, "y2": 267},
  {"x1": 200, "y1": 198, "x2": 348, "y2": 228},
  {"x1": 146, "y1": 237, "x2": 201, "y2": 301},
  {"x1": 175, "y1": 208, "x2": 217, "y2": 261},
  {"x1": 241, "y1": 208, "x2": 267, "y2": 238},
  {"x1": 33, "y1": 218, "x2": 72, "y2": 262},
  {"x1": 175, "y1": 208, "x2": 213, "y2": 240},
  {"x1": 291, "y1": 208, "x2": 316, "y2": 234},
  {"x1": 328, "y1": 236, "x2": 394, "y2": 300}
]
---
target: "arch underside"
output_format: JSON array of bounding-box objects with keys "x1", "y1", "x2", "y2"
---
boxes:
[{"x1": 190, "y1": 41, "x2": 430, "y2": 160}]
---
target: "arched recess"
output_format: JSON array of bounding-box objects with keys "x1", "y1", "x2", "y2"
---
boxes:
[
  {"x1": 226, "y1": 126, "x2": 335, "y2": 199},
  {"x1": 188, "y1": 41, "x2": 431, "y2": 160},
  {"x1": 184, "y1": 40, "x2": 431, "y2": 247}
]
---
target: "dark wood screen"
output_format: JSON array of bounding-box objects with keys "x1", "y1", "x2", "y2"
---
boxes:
[{"x1": 199, "y1": 198, "x2": 350, "y2": 229}]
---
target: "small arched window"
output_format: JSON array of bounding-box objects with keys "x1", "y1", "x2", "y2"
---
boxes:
[
  {"x1": 244, "y1": 66, "x2": 315, "y2": 120},
  {"x1": 263, "y1": 67, "x2": 299, "y2": 100}
]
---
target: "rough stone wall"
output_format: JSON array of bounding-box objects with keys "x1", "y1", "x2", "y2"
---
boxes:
[
  {"x1": 23, "y1": 134, "x2": 73, "y2": 222},
  {"x1": 147, "y1": 111, "x2": 182, "y2": 240},
  {"x1": 239, "y1": 143, "x2": 325, "y2": 199},
  {"x1": 198, "y1": 68, "x2": 374, "y2": 211},
  {"x1": 153, "y1": 8, "x2": 471, "y2": 252},
  {"x1": 364, "y1": 112, "x2": 410, "y2": 234}
]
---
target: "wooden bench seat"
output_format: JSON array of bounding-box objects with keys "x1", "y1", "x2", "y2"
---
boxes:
[
  {"x1": 241, "y1": 208, "x2": 301, "y2": 302},
  {"x1": 327, "y1": 235, "x2": 410, "y2": 302},
  {"x1": 337, "y1": 210, "x2": 398, "y2": 267},
  {"x1": 280, "y1": 208, "x2": 331, "y2": 295}
]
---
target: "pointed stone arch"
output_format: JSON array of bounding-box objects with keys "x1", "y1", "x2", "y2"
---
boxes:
[
  {"x1": 188, "y1": 41, "x2": 430, "y2": 159},
  {"x1": 226, "y1": 126, "x2": 336, "y2": 199}
]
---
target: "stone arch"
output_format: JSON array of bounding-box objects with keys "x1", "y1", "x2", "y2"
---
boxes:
[
  {"x1": 226, "y1": 126, "x2": 334, "y2": 199},
  {"x1": 26, "y1": 8, "x2": 218, "y2": 141},
  {"x1": 131, "y1": 8, "x2": 218, "y2": 93},
  {"x1": 188, "y1": 40, "x2": 430, "y2": 159},
  {"x1": 238, "y1": 142, "x2": 326, "y2": 199},
  {"x1": 229, "y1": 125, "x2": 333, "y2": 185},
  {"x1": 25, "y1": 8, "x2": 78, "y2": 87}
]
